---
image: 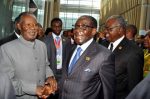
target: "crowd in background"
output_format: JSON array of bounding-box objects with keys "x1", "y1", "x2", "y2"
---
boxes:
[{"x1": 0, "y1": 11, "x2": 150, "y2": 99}]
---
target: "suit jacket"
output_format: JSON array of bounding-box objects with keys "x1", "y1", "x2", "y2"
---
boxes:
[
  {"x1": 60, "y1": 41, "x2": 116, "y2": 99},
  {"x1": 43, "y1": 34, "x2": 71, "y2": 84},
  {"x1": 0, "y1": 36, "x2": 54, "y2": 99},
  {"x1": 0, "y1": 32, "x2": 18, "y2": 46},
  {"x1": 113, "y1": 38, "x2": 144, "y2": 99},
  {"x1": 126, "y1": 73, "x2": 150, "y2": 99},
  {"x1": 0, "y1": 72, "x2": 16, "y2": 99}
]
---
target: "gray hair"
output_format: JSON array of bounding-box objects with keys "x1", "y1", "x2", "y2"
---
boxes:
[{"x1": 107, "y1": 15, "x2": 126, "y2": 28}]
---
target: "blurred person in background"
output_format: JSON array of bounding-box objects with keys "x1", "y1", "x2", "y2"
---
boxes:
[
  {"x1": 0, "y1": 12, "x2": 23, "y2": 46},
  {"x1": 44, "y1": 18, "x2": 71, "y2": 99},
  {"x1": 143, "y1": 30, "x2": 150, "y2": 77},
  {"x1": 36, "y1": 23, "x2": 45, "y2": 41},
  {"x1": 45, "y1": 27, "x2": 52, "y2": 36},
  {"x1": 125, "y1": 24, "x2": 137, "y2": 42},
  {"x1": 63, "y1": 28, "x2": 74, "y2": 44},
  {"x1": 94, "y1": 31, "x2": 109, "y2": 47}
]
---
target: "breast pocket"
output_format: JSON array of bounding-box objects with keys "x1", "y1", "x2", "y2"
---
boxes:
[{"x1": 81, "y1": 68, "x2": 99, "y2": 83}]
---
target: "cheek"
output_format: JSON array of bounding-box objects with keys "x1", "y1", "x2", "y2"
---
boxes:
[
  {"x1": 106, "y1": 33, "x2": 112, "y2": 40},
  {"x1": 148, "y1": 40, "x2": 150, "y2": 45}
]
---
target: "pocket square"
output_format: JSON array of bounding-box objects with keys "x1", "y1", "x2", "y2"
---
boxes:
[{"x1": 84, "y1": 68, "x2": 91, "y2": 72}]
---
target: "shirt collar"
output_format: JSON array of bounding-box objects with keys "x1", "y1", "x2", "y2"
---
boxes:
[
  {"x1": 111, "y1": 35, "x2": 125, "y2": 51},
  {"x1": 77, "y1": 38, "x2": 93, "y2": 54},
  {"x1": 52, "y1": 31, "x2": 63, "y2": 39},
  {"x1": 14, "y1": 31, "x2": 20, "y2": 38},
  {"x1": 19, "y1": 36, "x2": 36, "y2": 48}
]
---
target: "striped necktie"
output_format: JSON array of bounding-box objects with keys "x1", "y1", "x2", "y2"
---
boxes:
[{"x1": 68, "y1": 47, "x2": 82, "y2": 73}]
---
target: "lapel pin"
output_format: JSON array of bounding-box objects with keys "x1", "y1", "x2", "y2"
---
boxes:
[
  {"x1": 63, "y1": 39, "x2": 66, "y2": 42},
  {"x1": 85, "y1": 57, "x2": 90, "y2": 61},
  {"x1": 119, "y1": 46, "x2": 122, "y2": 50}
]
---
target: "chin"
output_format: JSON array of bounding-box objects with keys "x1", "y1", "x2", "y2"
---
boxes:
[{"x1": 76, "y1": 41, "x2": 84, "y2": 45}]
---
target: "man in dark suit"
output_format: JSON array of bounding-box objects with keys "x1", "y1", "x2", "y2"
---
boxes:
[
  {"x1": 44, "y1": 18, "x2": 71, "y2": 99},
  {"x1": 0, "y1": 12, "x2": 21, "y2": 46},
  {"x1": 105, "y1": 15, "x2": 144, "y2": 99},
  {"x1": 60, "y1": 15, "x2": 115, "y2": 99},
  {"x1": 0, "y1": 72, "x2": 16, "y2": 99}
]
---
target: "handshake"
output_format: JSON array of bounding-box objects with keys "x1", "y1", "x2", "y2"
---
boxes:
[{"x1": 36, "y1": 76, "x2": 57, "y2": 99}]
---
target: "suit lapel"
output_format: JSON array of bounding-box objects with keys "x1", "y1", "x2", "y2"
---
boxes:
[
  {"x1": 69, "y1": 41, "x2": 97, "y2": 76},
  {"x1": 47, "y1": 35, "x2": 57, "y2": 66},
  {"x1": 65, "y1": 45, "x2": 76, "y2": 70},
  {"x1": 113, "y1": 38, "x2": 127, "y2": 54}
]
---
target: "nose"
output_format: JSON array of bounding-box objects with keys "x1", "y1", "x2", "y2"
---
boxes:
[{"x1": 31, "y1": 24, "x2": 38, "y2": 30}]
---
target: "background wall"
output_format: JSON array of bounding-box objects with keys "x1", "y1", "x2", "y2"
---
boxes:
[
  {"x1": 0, "y1": 0, "x2": 13, "y2": 39},
  {"x1": 100, "y1": 0, "x2": 150, "y2": 35}
]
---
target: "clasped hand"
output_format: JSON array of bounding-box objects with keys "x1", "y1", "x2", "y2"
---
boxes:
[{"x1": 36, "y1": 76, "x2": 57, "y2": 99}]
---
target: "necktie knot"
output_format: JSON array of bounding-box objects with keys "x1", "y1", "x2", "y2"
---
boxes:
[
  {"x1": 55, "y1": 36, "x2": 60, "y2": 43},
  {"x1": 76, "y1": 47, "x2": 82, "y2": 54}
]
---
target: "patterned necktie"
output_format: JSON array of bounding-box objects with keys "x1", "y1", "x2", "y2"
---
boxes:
[
  {"x1": 68, "y1": 47, "x2": 82, "y2": 73},
  {"x1": 55, "y1": 36, "x2": 60, "y2": 48},
  {"x1": 110, "y1": 43, "x2": 113, "y2": 51}
]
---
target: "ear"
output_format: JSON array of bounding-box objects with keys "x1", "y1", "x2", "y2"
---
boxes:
[
  {"x1": 17, "y1": 23, "x2": 21, "y2": 31},
  {"x1": 118, "y1": 27, "x2": 125, "y2": 35},
  {"x1": 91, "y1": 28, "x2": 97, "y2": 36}
]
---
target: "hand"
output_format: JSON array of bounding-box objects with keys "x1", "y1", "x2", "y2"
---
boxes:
[
  {"x1": 45, "y1": 76, "x2": 57, "y2": 92},
  {"x1": 36, "y1": 85, "x2": 44, "y2": 98},
  {"x1": 41, "y1": 84, "x2": 53, "y2": 99}
]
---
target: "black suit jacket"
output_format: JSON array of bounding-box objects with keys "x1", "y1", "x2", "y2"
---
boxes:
[
  {"x1": 60, "y1": 41, "x2": 116, "y2": 99},
  {"x1": 126, "y1": 73, "x2": 150, "y2": 99},
  {"x1": 0, "y1": 33, "x2": 18, "y2": 46},
  {"x1": 113, "y1": 38, "x2": 144, "y2": 99},
  {"x1": 43, "y1": 34, "x2": 71, "y2": 84}
]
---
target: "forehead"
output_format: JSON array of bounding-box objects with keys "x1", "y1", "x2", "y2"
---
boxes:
[
  {"x1": 52, "y1": 20, "x2": 62, "y2": 25},
  {"x1": 106, "y1": 18, "x2": 118, "y2": 26},
  {"x1": 76, "y1": 17, "x2": 91, "y2": 25},
  {"x1": 21, "y1": 14, "x2": 37, "y2": 23}
]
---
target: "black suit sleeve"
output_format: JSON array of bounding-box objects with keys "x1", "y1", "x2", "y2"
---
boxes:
[{"x1": 127, "y1": 49, "x2": 144, "y2": 91}]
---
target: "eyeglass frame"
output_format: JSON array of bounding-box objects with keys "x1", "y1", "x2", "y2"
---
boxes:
[
  {"x1": 103, "y1": 25, "x2": 121, "y2": 32},
  {"x1": 72, "y1": 24, "x2": 94, "y2": 30}
]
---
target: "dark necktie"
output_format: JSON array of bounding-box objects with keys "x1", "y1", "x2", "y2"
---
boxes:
[
  {"x1": 68, "y1": 47, "x2": 82, "y2": 73},
  {"x1": 110, "y1": 43, "x2": 113, "y2": 51}
]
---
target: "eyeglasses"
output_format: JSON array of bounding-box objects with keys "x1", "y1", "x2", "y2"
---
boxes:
[
  {"x1": 23, "y1": 23, "x2": 38, "y2": 29},
  {"x1": 104, "y1": 25, "x2": 121, "y2": 32},
  {"x1": 72, "y1": 24, "x2": 94, "y2": 30}
]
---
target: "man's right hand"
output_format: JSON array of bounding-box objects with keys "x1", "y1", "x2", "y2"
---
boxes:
[{"x1": 36, "y1": 85, "x2": 44, "y2": 98}]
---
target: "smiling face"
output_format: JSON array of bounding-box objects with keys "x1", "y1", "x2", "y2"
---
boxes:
[
  {"x1": 73, "y1": 16, "x2": 97, "y2": 45},
  {"x1": 18, "y1": 14, "x2": 38, "y2": 42}
]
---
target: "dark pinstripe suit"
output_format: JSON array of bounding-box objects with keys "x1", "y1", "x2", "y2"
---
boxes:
[{"x1": 60, "y1": 41, "x2": 115, "y2": 99}]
